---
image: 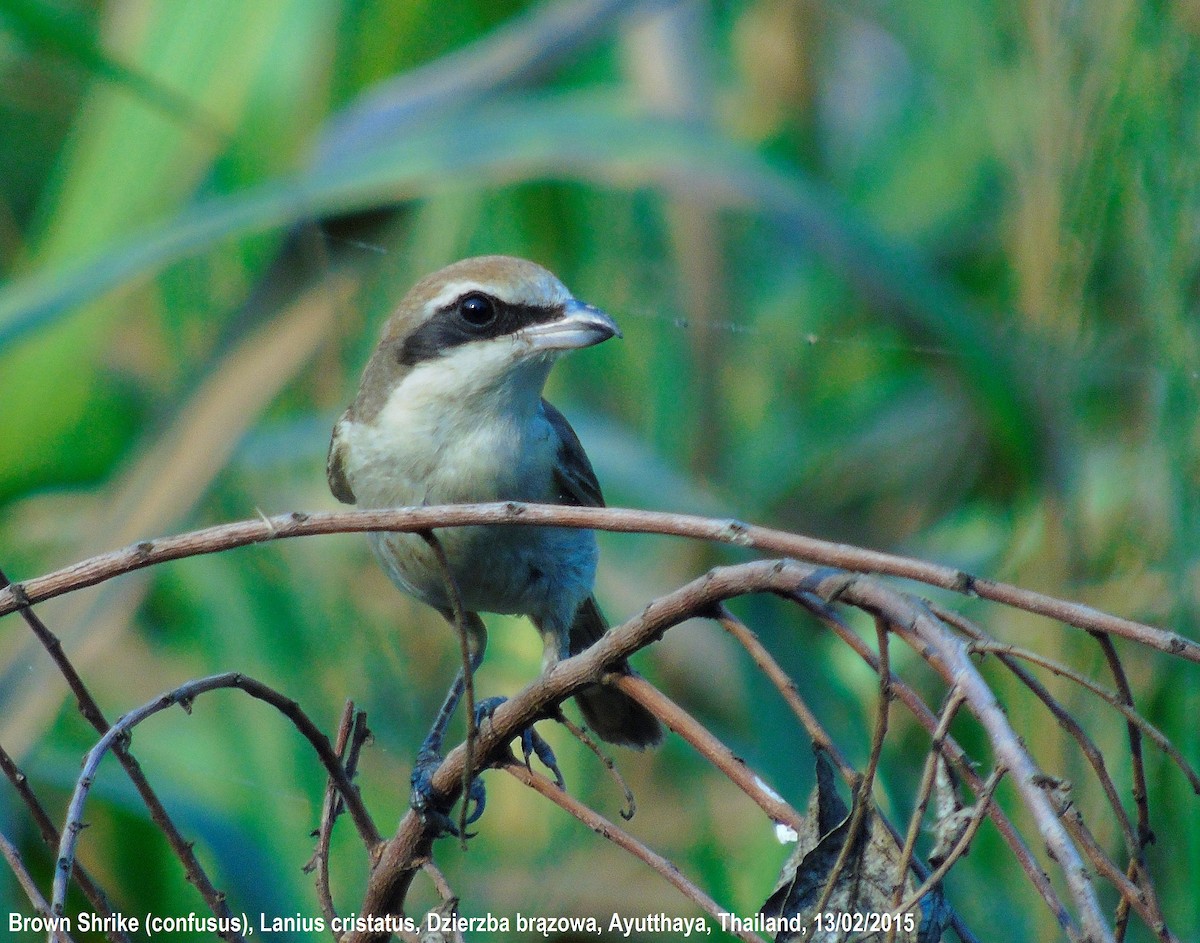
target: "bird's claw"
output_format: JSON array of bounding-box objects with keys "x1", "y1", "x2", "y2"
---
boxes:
[
  {"x1": 409, "y1": 697, "x2": 566, "y2": 837},
  {"x1": 409, "y1": 746, "x2": 486, "y2": 838},
  {"x1": 474, "y1": 696, "x2": 566, "y2": 791}
]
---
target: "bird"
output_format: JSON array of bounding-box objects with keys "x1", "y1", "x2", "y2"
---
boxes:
[{"x1": 327, "y1": 255, "x2": 663, "y2": 787}]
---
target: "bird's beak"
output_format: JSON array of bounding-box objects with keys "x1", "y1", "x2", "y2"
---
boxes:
[{"x1": 518, "y1": 299, "x2": 622, "y2": 352}]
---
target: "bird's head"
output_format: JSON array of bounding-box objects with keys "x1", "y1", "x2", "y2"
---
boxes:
[{"x1": 347, "y1": 255, "x2": 621, "y2": 423}]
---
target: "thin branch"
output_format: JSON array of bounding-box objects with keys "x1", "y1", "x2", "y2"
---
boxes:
[
  {"x1": 356, "y1": 557, "x2": 1055, "y2": 943},
  {"x1": 795, "y1": 591, "x2": 1065, "y2": 940},
  {"x1": 52, "y1": 673, "x2": 381, "y2": 915},
  {"x1": 554, "y1": 710, "x2": 636, "y2": 820},
  {"x1": 419, "y1": 857, "x2": 458, "y2": 904},
  {"x1": 614, "y1": 673, "x2": 802, "y2": 831},
  {"x1": 804, "y1": 571, "x2": 1111, "y2": 943},
  {"x1": 2, "y1": 504, "x2": 1181, "y2": 941},
  {"x1": 502, "y1": 763, "x2": 763, "y2": 943},
  {"x1": 895, "y1": 767, "x2": 1006, "y2": 917},
  {"x1": 715, "y1": 604, "x2": 855, "y2": 780},
  {"x1": 813, "y1": 616, "x2": 892, "y2": 917},
  {"x1": 962, "y1": 635, "x2": 1142, "y2": 866},
  {"x1": 888, "y1": 689, "x2": 966, "y2": 943},
  {"x1": 416, "y1": 861, "x2": 463, "y2": 943},
  {"x1": 349, "y1": 561, "x2": 830, "y2": 941},
  {"x1": 1091, "y1": 631, "x2": 1159, "y2": 942},
  {"x1": 958, "y1": 638, "x2": 1200, "y2": 795},
  {"x1": 0, "y1": 743, "x2": 124, "y2": 938},
  {"x1": 720, "y1": 602, "x2": 984, "y2": 940},
  {"x1": 308, "y1": 700, "x2": 367, "y2": 936},
  {"x1": 1, "y1": 830, "x2": 75, "y2": 943},
  {"x1": 1055, "y1": 805, "x2": 1171, "y2": 940},
  {"x1": 1, "y1": 504, "x2": 1187, "y2": 662},
  {"x1": 0, "y1": 567, "x2": 238, "y2": 936},
  {"x1": 965, "y1": 636, "x2": 1168, "y2": 933}
]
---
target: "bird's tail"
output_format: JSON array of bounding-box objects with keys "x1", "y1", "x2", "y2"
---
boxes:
[{"x1": 565, "y1": 596, "x2": 663, "y2": 749}]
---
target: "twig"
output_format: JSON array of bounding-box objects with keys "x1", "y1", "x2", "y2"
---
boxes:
[
  {"x1": 722, "y1": 603, "x2": 981, "y2": 943},
  {"x1": 502, "y1": 763, "x2": 764, "y2": 943},
  {"x1": 936, "y1": 604, "x2": 1176, "y2": 939},
  {"x1": 419, "y1": 857, "x2": 458, "y2": 904},
  {"x1": 1, "y1": 504, "x2": 1187, "y2": 662},
  {"x1": 812, "y1": 616, "x2": 892, "y2": 917},
  {"x1": 958, "y1": 638, "x2": 1200, "y2": 794},
  {"x1": 714, "y1": 605, "x2": 855, "y2": 781},
  {"x1": 554, "y1": 710, "x2": 636, "y2": 820},
  {"x1": 414, "y1": 859, "x2": 463, "y2": 943},
  {"x1": 1, "y1": 830, "x2": 75, "y2": 943},
  {"x1": 52, "y1": 673, "x2": 381, "y2": 915},
  {"x1": 614, "y1": 673, "x2": 802, "y2": 831},
  {"x1": 308, "y1": 700, "x2": 366, "y2": 936},
  {"x1": 803, "y1": 571, "x2": 1111, "y2": 942},
  {"x1": 796, "y1": 592, "x2": 1037, "y2": 943},
  {"x1": 895, "y1": 767, "x2": 1006, "y2": 917},
  {"x1": 349, "y1": 561, "x2": 824, "y2": 941},
  {"x1": 4, "y1": 500, "x2": 1177, "y2": 941},
  {"x1": 962, "y1": 635, "x2": 1142, "y2": 863},
  {"x1": 1091, "y1": 631, "x2": 1159, "y2": 941},
  {"x1": 0, "y1": 743, "x2": 123, "y2": 939},
  {"x1": 334, "y1": 556, "x2": 1137, "y2": 942},
  {"x1": 887, "y1": 689, "x2": 966, "y2": 943},
  {"x1": 1054, "y1": 805, "x2": 1171, "y2": 939},
  {"x1": 0, "y1": 567, "x2": 238, "y2": 937}
]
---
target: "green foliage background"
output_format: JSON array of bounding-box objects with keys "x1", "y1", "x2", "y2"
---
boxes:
[{"x1": 1, "y1": 0, "x2": 1198, "y2": 940}]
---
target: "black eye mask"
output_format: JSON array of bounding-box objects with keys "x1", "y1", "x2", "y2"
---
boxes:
[{"x1": 397, "y1": 294, "x2": 562, "y2": 366}]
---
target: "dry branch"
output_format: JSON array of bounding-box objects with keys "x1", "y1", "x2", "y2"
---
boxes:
[
  {"x1": 2, "y1": 505, "x2": 1190, "y2": 943},
  {"x1": 502, "y1": 763, "x2": 762, "y2": 943},
  {"x1": 0, "y1": 567, "x2": 240, "y2": 938},
  {"x1": 50, "y1": 672, "x2": 380, "y2": 917},
  {"x1": 1, "y1": 504, "x2": 1188, "y2": 660}
]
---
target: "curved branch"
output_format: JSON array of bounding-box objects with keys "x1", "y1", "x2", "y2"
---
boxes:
[
  {"x1": 0, "y1": 567, "x2": 237, "y2": 935},
  {"x1": 1, "y1": 504, "x2": 1187, "y2": 661},
  {"x1": 0, "y1": 743, "x2": 123, "y2": 938},
  {"x1": 53, "y1": 673, "x2": 380, "y2": 915},
  {"x1": 343, "y1": 559, "x2": 1123, "y2": 942},
  {"x1": 961, "y1": 638, "x2": 1200, "y2": 794},
  {"x1": 3, "y1": 506, "x2": 1183, "y2": 940},
  {"x1": 795, "y1": 591, "x2": 1073, "y2": 932}
]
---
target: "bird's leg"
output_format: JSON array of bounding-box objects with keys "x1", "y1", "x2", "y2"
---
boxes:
[
  {"x1": 410, "y1": 612, "x2": 488, "y2": 836},
  {"x1": 465, "y1": 619, "x2": 569, "y2": 792}
]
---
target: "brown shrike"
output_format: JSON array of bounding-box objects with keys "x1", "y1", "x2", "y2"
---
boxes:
[{"x1": 327, "y1": 256, "x2": 662, "y2": 789}]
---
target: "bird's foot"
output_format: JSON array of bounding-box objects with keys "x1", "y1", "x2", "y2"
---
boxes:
[
  {"x1": 474, "y1": 696, "x2": 566, "y2": 791},
  {"x1": 409, "y1": 743, "x2": 486, "y2": 838}
]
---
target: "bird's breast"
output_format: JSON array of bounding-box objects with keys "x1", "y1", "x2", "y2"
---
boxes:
[{"x1": 334, "y1": 383, "x2": 594, "y2": 628}]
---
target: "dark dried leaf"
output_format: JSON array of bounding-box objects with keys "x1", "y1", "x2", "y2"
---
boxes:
[{"x1": 761, "y1": 750, "x2": 933, "y2": 942}]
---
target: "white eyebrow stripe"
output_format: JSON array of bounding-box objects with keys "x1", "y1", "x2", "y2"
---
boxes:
[
  {"x1": 423, "y1": 276, "x2": 573, "y2": 314},
  {"x1": 425, "y1": 280, "x2": 494, "y2": 311}
]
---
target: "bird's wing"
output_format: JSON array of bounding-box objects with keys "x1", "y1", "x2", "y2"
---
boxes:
[
  {"x1": 541, "y1": 398, "x2": 604, "y2": 508},
  {"x1": 326, "y1": 417, "x2": 357, "y2": 504}
]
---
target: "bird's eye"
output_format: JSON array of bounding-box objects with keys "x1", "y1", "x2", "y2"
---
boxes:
[{"x1": 458, "y1": 292, "x2": 496, "y2": 327}]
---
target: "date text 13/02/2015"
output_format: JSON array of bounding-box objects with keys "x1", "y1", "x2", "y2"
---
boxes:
[{"x1": 721, "y1": 911, "x2": 918, "y2": 936}]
